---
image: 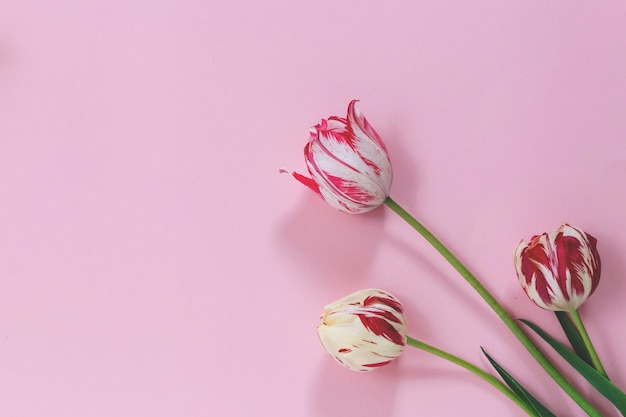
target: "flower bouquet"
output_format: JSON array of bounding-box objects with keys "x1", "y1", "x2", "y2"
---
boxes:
[{"x1": 282, "y1": 100, "x2": 625, "y2": 417}]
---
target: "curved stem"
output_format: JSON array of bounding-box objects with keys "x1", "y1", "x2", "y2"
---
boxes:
[
  {"x1": 406, "y1": 336, "x2": 540, "y2": 416},
  {"x1": 384, "y1": 197, "x2": 602, "y2": 417},
  {"x1": 569, "y1": 309, "x2": 608, "y2": 378}
]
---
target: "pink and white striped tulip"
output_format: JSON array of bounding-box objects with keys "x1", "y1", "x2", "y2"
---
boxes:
[
  {"x1": 317, "y1": 289, "x2": 407, "y2": 372},
  {"x1": 514, "y1": 223, "x2": 601, "y2": 311},
  {"x1": 282, "y1": 100, "x2": 392, "y2": 213}
]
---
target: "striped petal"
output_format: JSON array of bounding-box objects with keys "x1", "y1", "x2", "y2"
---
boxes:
[{"x1": 346, "y1": 100, "x2": 392, "y2": 188}]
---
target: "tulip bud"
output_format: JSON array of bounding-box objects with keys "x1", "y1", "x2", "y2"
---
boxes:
[
  {"x1": 514, "y1": 223, "x2": 601, "y2": 311},
  {"x1": 282, "y1": 100, "x2": 392, "y2": 213},
  {"x1": 317, "y1": 289, "x2": 407, "y2": 371}
]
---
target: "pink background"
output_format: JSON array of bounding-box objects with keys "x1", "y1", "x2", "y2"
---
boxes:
[{"x1": 1, "y1": 1, "x2": 625, "y2": 416}]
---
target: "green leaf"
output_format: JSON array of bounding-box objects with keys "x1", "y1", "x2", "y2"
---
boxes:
[
  {"x1": 521, "y1": 319, "x2": 626, "y2": 416},
  {"x1": 555, "y1": 311, "x2": 594, "y2": 367},
  {"x1": 481, "y1": 347, "x2": 557, "y2": 417}
]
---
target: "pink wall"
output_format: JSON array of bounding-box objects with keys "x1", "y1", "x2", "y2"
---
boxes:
[{"x1": 1, "y1": 1, "x2": 625, "y2": 416}]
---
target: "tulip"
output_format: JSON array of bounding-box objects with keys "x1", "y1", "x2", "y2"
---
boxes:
[
  {"x1": 316, "y1": 290, "x2": 568, "y2": 415},
  {"x1": 317, "y1": 289, "x2": 407, "y2": 371},
  {"x1": 514, "y1": 223, "x2": 601, "y2": 312},
  {"x1": 281, "y1": 100, "x2": 392, "y2": 213}
]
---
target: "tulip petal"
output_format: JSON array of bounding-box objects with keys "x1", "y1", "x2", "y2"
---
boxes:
[
  {"x1": 279, "y1": 168, "x2": 321, "y2": 196},
  {"x1": 346, "y1": 100, "x2": 392, "y2": 189},
  {"x1": 347, "y1": 99, "x2": 387, "y2": 152}
]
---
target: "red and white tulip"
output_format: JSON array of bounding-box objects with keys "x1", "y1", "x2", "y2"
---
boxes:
[
  {"x1": 282, "y1": 100, "x2": 392, "y2": 213},
  {"x1": 317, "y1": 289, "x2": 407, "y2": 371},
  {"x1": 514, "y1": 223, "x2": 601, "y2": 311}
]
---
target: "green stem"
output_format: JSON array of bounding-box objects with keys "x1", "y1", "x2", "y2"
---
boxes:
[
  {"x1": 569, "y1": 309, "x2": 608, "y2": 378},
  {"x1": 406, "y1": 336, "x2": 541, "y2": 416},
  {"x1": 384, "y1": 197, "x2": 602, "y2": 417}
]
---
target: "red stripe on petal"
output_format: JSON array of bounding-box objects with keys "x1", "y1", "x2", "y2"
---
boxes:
[
  {"x1": 369, "y1": 309, "x2": 402, "y2": 324},
  {"x1": 364, "y1": 295, "x2": 404, "y2": 314},
  {"x1": 325, "y1": 174, "x2": 375, "y2": 204},
  {"x1": 362, "y1": 360, "x2": 392, "y2": 368},
  {"x1": 361, "y1": 156, "x2": 382, "y2": 175},
  {"x1": 357, "y1": 315, "x2": 404, "y2": 346}
]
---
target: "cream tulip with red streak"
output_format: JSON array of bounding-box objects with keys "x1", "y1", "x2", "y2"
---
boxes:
[
  {"x1": 281, "y1": 100, "x2": 392, "y2": 213},
  {"x1": 514, "y1": 223, "x2": 601, "y2": 311},
  {"x1": 317, "y1": 289, "x2": 407, "y2": 372}
]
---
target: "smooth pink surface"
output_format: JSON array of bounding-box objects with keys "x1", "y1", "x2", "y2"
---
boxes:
[{"x1": 1, "y1": 1, "x2": 625, "y2": 416}]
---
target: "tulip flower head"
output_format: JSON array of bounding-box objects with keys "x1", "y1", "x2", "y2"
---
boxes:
[
  {"x1": 317, "y1": 289, "x2": 407, "y2": 371},
  {"x1": 514, "y1": 223, "x2": 601, "y2": 311},
  {"x1": 281, "y1": 100, "x2": 392, "y2": 213}
]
